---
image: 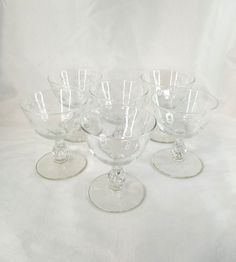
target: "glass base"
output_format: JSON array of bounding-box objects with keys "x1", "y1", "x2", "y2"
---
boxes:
[
  {"x1": 65, "y1": 128, "x2": 87, "y2": 143},
  {"x1": 36, "y1": 152, "x2": 87, "y2": 180},
  {"x1": 152, "y1": 149, "x2": 203, "y2": 178},
  {"x1": 151, "y1": 128, "x2": 175, "y2": 143},
  {"x1": 88, "y1": 174, "x2": 145, "y2": 213}
]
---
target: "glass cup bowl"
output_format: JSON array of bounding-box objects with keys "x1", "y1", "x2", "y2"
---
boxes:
[
  {"x1": 89, "y1": 79, "x2": 149, "y2": 124},
  {"x1": 48, "y1": 68, "x2": 101, "y2": 142}
]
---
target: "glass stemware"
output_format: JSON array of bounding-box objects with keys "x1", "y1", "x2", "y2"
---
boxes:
[
  {"x1": 81, "y1": 107, "x2": 156, "y2": 212},
  {"x1": 21, "y1": 89, "x2": 87, "y2": 180},
  {"x1": 81, "y1": 79, "x2": 155, "y2": 212},
  {"x1": 48, "y1": 68, "x2": 101, "y2": 143},
  {"x1": 89, "y1": 79, "x2": 149, "y2": 123},
  {"x1": 152, "y1": 86, "x2": 218, "y2": 178},
  {"x1": 141, "y1": 69, "x2": 195, "y2": 143}
]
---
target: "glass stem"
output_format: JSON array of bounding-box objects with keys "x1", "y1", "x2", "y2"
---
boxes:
[
  {"x1": 108, "y1": 166, "x2": 126, "y2": 191},
  {"x1": 52, "y1": 139, "x2": 69, "y2": 163},
  {"x1": 171, "y1": 138, "x2": 187, "y2": 161}
]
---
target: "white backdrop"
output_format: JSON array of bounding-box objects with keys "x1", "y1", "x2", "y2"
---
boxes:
[
  {"x1": 0, "y1": 0, "x2": 236, "y2": 116},
  {"x1": 1, "y1": 1, "x2": 236, "y2": 262}
]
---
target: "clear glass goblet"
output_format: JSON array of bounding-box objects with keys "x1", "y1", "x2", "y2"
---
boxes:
[
  {"x1": 21, "y1": 89, "x2": 87, "y2": 180},
  {"x1": 48, "y1": 68, "x2": 101, "y2": 143},
  {"x1": 152, "y1": 87, "x2": 218, "y2": 178},
  {"x1": 89, "y1": 79, "x2": 149, "y2": 124},
  {"x1": 81, "y1": 107, "x2": 156, "y2": 212},
  {"x1": 141, "y1": 69, "x2": 195, "y2": 143}
]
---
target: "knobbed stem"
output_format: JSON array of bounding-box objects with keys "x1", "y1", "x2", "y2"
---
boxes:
[
  {"x1": 171, "y1": 138, "x2": 187, "y2": 161},
  {"x1": 52, "y1": 139, "x2": 69, "y2": 163},
  {"x1": 108, "y1": 166, "x2": 126, "y2": 191}
]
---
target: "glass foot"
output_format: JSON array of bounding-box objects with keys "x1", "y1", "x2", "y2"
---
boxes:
[
  {"x1": 151, "y1": 128, "x2": 175, "y2": 143},
  {"x1": 36, "y1": 152, "x2": 87, "y2": 180},
  {"x1": 88, "y1": 174, "x2": 145, "y2": 213},
  {"x1": 152, "y1": 148, "x2": 203, "y2": 178},
  {"x1": 65, "y1": 128, "x2": 87, "y2": 143}
]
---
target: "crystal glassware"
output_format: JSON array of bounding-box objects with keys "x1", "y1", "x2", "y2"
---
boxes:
[
  {"x1": 48, "y1": 68, "x2": 101, "y2": 143},
  {"x1": 21, "y1": 89, "x2": 87, "y2": 180},
  {"x1": 81, "y1": 106, "x2": 156, "y2": 212},
  {"x1": 89, "y1": 79, "x2": 149, "y2": 124},
  {"x1": 141, "y1": 69, "x2": 195, "y2": 143},
  {"x1": 152, "y1": 86, "x2": 218, "y2": 178},
  {"x1": 80, "y1": 79, "x2": 154, "y2": 212}
]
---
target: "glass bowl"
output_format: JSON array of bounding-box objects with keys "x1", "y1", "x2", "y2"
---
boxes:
[{"x1": 48, "y1": 68, "x2": 101, "y2": 142}]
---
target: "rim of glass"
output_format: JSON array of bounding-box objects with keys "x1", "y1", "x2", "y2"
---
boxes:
[
  {"x1": 89, "y1": 80, "x2": 149, "y2": 104},
  {"x1": 152, "y1": 87, "x2": 219, "y2": 115},
  {"x1": 140, "y1": 68, "x2": 196, "y2": 86},
  {"x1": 81, "y1": 110, "x2": 157, "y2": 140},
  {"x1": 21, "y1": 89, "x2": 76, "y2": 116}
]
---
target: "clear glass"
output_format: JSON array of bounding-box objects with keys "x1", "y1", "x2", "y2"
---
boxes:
[
  {"x1": 83, "y1": 80, "x2": 155, "y2": 212},
  {"x1": 48, "y1": 68, "x2": 101, "y2": 142},
  {"x1": 21, "y1": 89, "x2": 87, "y2": 180},
  {"x1": 81, "y1": 107, "x2": 156, "y2": 212},
  {"x1": 152, "y1": 87, "x2": 218, "y2": 178},
  {"x1": 141, "y1": 69, "x2": 195, "y2": 143},
  {"x1": 89, "y1": 79, "x2": 149, "y2": 124}
]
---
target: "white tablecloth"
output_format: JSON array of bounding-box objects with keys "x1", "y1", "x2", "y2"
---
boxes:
[{"x1": 1, "y1": 96, "x2": 236, "y2": 262}]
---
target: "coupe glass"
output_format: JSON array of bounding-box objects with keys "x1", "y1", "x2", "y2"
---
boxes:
[
  {"x1": 81, "y1": 107, "x2": 156, "y2": 213},
  {"x1": 80, "y1": 79, "x2": 154, "y2": 212},
  {"x1": 48, "y1": 68, "x2": 101, "y2": 142},
  {"x1": 152, "y1": 87, "x2": 218, "y2": 178},
  {"x1": 89, "y1": 79, "x2": 149, "y2": 123},
  {"x1": 141, "y1": 69, "x2": 195, "y2": 143},
  {"x1": 21, "y1": 89, "x2": 87, "y2": 180}
]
